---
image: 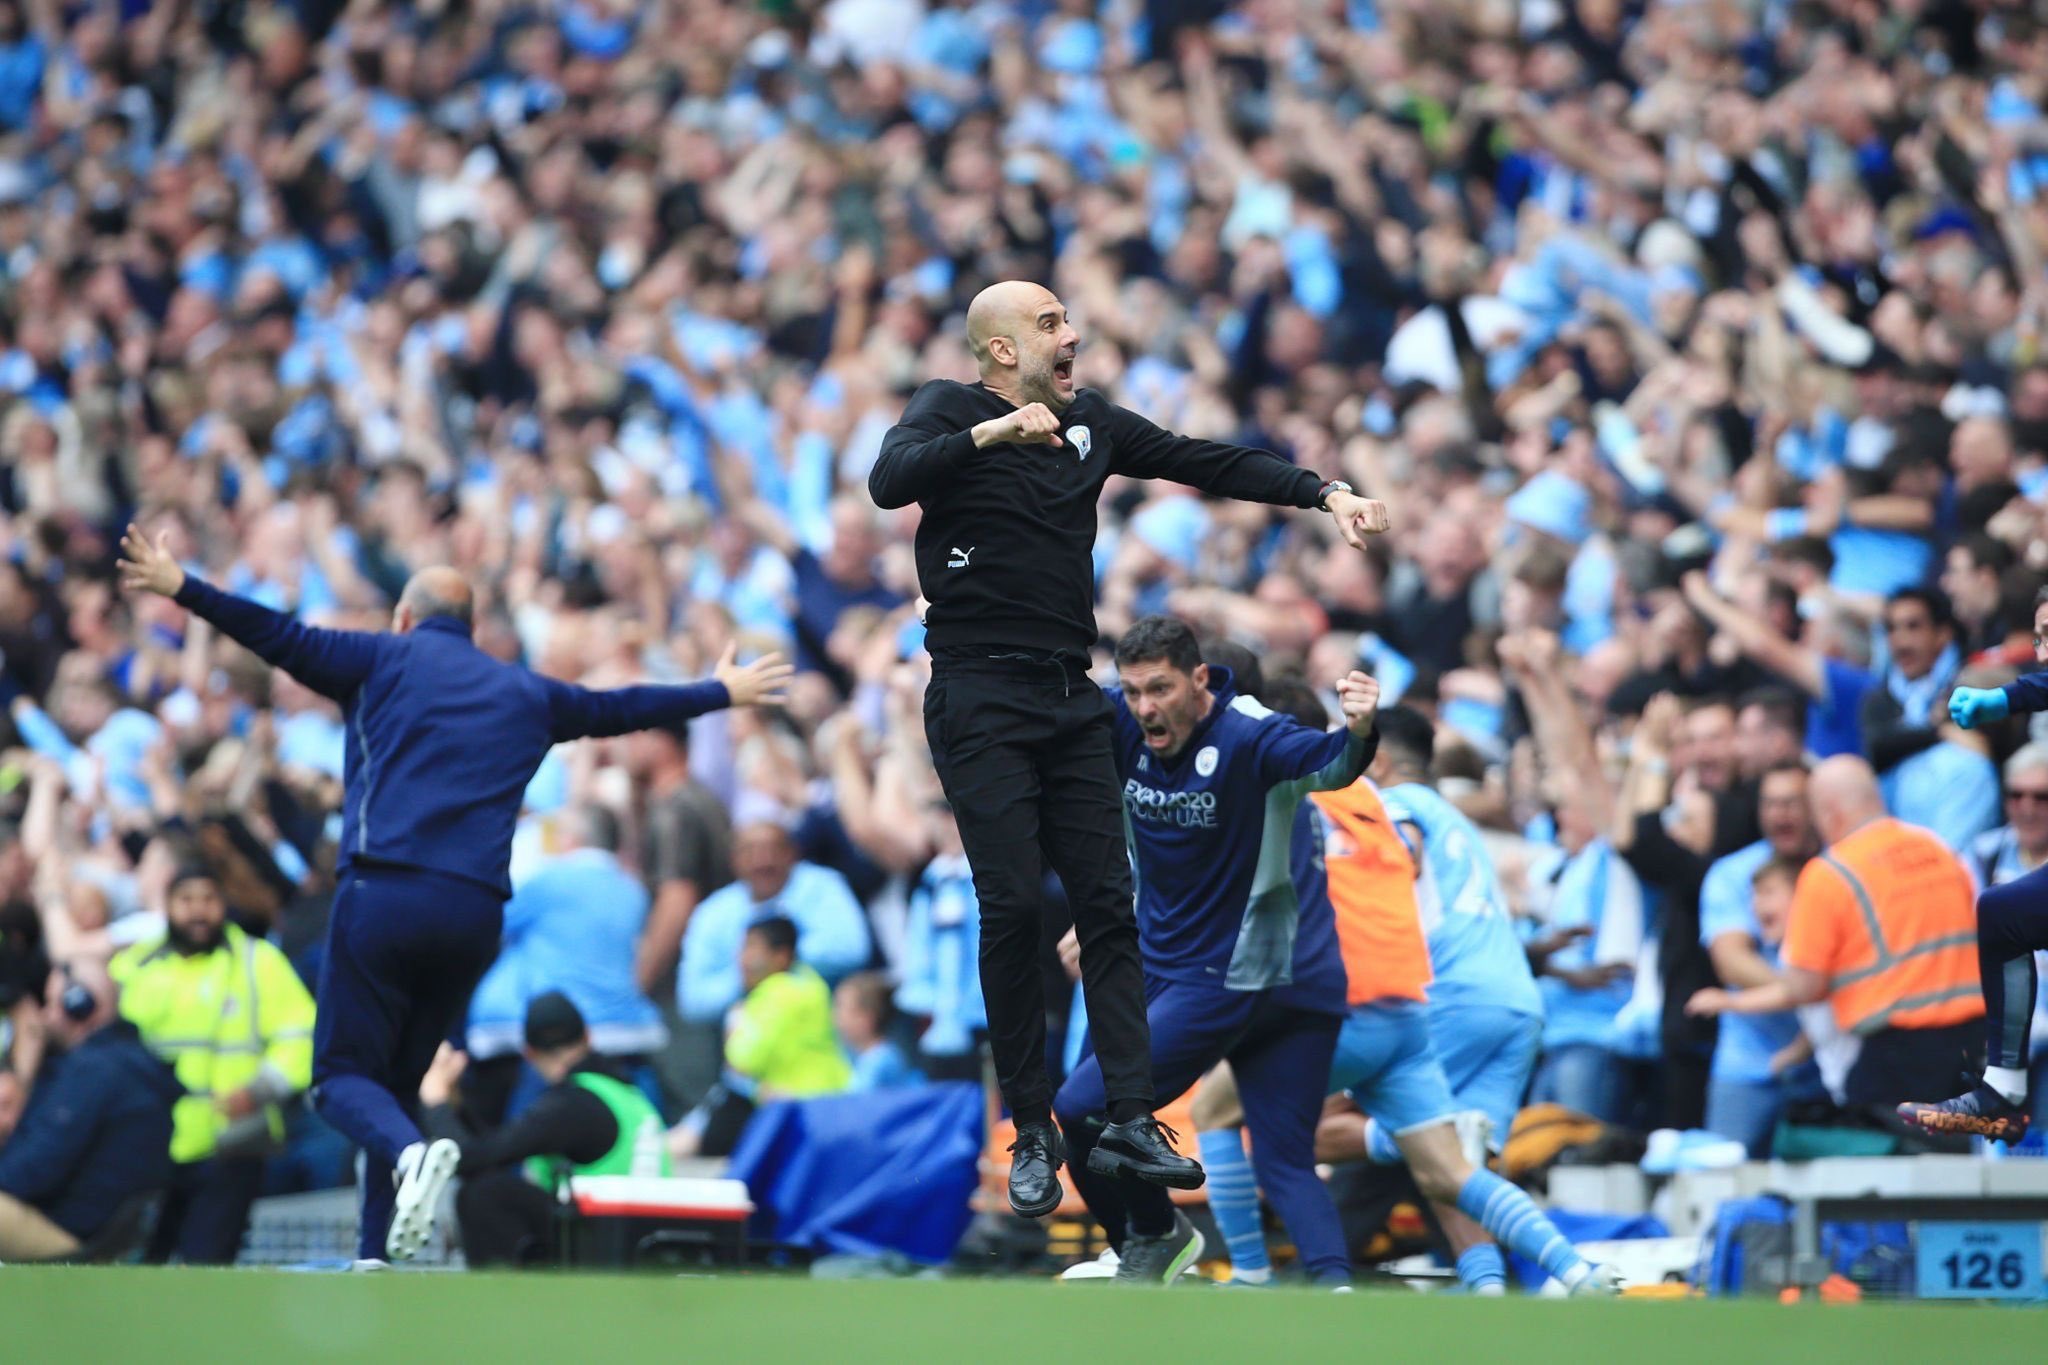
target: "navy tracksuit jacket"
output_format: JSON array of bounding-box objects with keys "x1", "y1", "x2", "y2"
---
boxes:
[
  {"x1": 173, "y1": 578, "x2": 734, "y2": 1259},
  {"x1": 174, "y1": 578, "x2": 729, "y2": 898}
]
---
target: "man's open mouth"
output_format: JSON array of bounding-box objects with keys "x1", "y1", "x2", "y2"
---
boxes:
[{"x1": 1054, "y1": 358, "x2": 1074, "y2": 384}]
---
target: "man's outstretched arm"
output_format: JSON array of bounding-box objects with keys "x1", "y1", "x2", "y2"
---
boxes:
[
  {"x1": 1680, "y1": 572, "x2": 1827, "y2": 699},
  {"x1": 1103, "y1": 403, "x2": 1390, "y2": 547},
  {"x1": 545, "y1": 643, "x2": 792, "y2": 741},
  {"x1": 120, "y1": 523, "x2": 381, "y2": 701}
]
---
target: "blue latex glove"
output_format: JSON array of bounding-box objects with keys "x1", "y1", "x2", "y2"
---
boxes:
[{"x1": 1949, "y1": 686, "x2": 2011, "y2": 729}]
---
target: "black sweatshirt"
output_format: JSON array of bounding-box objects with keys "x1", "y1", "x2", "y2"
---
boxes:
[
  {"x1": 869, "y1": 380, "x2": 1325, "y2": 654},
  {"x1": 424, "y1": 1062, "x2": 620, "y2": 1177}
]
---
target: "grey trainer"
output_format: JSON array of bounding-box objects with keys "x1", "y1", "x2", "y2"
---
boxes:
[{"x1": 1113, "y1": 1212, "x2": 1205, "y2": 1286}]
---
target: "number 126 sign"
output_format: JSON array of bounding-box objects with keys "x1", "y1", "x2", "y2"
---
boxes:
[{"x1": 1914, "y1": 1222, "x2": 2043, "y2": 1300}]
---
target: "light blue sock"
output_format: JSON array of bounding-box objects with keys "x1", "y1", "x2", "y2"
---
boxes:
[
  {"x1": 1455, "y1": 1169, "x2": 1587, "y2": 1286},
  {"x1": 1455, "y1": 1244, "x2": 1508, "y2": 1294},
  {"x1": 1365, "y1": 1116, "x2": 1401, "y2": 1165},
  {"x1": 1197, "y1": 1128, "x2": 1270, "y2": 1276}
]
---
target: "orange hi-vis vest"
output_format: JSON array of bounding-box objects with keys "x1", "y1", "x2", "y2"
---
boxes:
[
  {"x1": 1311, "y1": 779, "x2": 1432, "y2": 1007},
  {"x1": 1784, "y1": 818, "x2": 1984, "y2": 1036}
]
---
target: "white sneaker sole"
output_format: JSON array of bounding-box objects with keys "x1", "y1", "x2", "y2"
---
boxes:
[
  {"x1": 386, "y1": 1139, "x2": 460, "y2": 1263},
  {"x1": 1568, "y1": 1264, "x2": 1625, "y2": 1297}
]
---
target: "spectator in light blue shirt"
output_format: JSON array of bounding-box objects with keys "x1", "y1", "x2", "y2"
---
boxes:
[
  {"x1": 678, "y1": 813, "x2": 871, "y2": 1025},
  {"x1": 467, "y1": 805, "x2": 669, "y2": 1113},
  {"x1": 0, "y1": 8, "x2": 43, "y2": 132},
  {"x1": 1691, "y1": 857, "x2": 1823, "y2": 1152},
  {"x1": 1861, "y1": 587, "x2": 1962, "y2": 776},
  {"x1": 1527, "y1": 813, "x2": 1644, "y2": 1124},
  {"x1": 1883, "y1": 735, "x2": 2002, "y2": 852},
  {"x1": 1865, "y1": 598, "x2": 1997, "y2": 853},
  {"x1": 10, "y1": 682, "x2": 163, "y2": 815},
  {"x1": 1696, "y1": 763, "x2": 1822, "y2": 1156},
  {"x1": 895, "y1": 801, "x2": 986, "y2": 1082},
  {"x1": 271, "y1": 671, "x2": 345, "y2": 781},
  {"x1": 834, "y1": 971, "x2": 922, "y2": 1093}
]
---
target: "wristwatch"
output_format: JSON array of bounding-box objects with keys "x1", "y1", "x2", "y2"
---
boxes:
[{"x1": 1315, "y1": 478, "x2": 1354, "y2": 512}]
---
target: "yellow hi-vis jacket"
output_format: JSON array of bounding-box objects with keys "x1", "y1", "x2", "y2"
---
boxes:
[{"x1": 111, "y1": 923, "x2": 316, "y2": 1165}]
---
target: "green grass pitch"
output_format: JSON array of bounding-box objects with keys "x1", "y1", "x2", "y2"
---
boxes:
[{"x1": 2, "y1": 1266, "x2": 2039, "y2": 1364}]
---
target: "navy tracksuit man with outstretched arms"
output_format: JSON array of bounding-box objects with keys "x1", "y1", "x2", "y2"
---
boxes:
[
  {"x1": 170, "y1": 577, "x2": 735, "y2": 1261},
  {"x1": 1054, "y1": 666, "x2": 1371, "y2": 1282}
]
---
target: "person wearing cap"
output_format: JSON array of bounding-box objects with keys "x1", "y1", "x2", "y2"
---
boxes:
[
  {"x1": 109, "y1": 864, "x2": 315, "y2": 1264},
  {"x1": 417, "y1": 991, "x2": 671, "y2": 1269},
  {"x1": 115, "y1": 526, "x2": 790, "y2": 1266}
]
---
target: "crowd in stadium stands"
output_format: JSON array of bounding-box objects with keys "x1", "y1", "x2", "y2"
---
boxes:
[{"x1": 2, "y1": 0, "x2": 2048, "y2": 1265}]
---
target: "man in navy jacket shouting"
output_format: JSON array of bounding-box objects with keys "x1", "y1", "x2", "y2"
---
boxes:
[
  {"x1": 1053, "y1": 615, "x2": 1379, "y2": 1284},
  {"x1": 118, "y1": 526, "x2": 790, "y2": 1266}
]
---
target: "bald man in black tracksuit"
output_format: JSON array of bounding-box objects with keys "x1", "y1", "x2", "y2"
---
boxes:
[{"x1": 869, "y1": 279, "x2": 1390, "y2": 1217}]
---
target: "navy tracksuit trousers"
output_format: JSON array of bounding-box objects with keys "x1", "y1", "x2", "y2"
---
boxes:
[
  {"x1": 1054, "y1": 976, "x2": 1349, "y2": 1284},
  {"x1": 311, "y1": 866, "x2": 502, "y2": 1261},
  {"x1": 1979, "y1": 863, "x2": 2048, "y2": 1073}
]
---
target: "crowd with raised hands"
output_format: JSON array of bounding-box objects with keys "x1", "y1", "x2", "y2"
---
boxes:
[{"x1": 0, "y1": 0, "x2": 2047, "y2": 1259}]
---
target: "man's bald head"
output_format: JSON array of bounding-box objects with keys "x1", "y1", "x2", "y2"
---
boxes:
[
  {"x1": 966, "y1": 281, "x2": 1052, "y2": 364},
  {"x1": 396, "y1": 566, "x2": 475, "y2": 635},
  {"x1": 965, "y1": 280, "x2": 1079, "y2": 409},
  {"x1": 1809, "y1": 754, "x2": 1886, "y2": 846}
]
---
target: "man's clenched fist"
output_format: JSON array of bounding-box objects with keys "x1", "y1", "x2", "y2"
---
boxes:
[
  {"x1": 1336, "y1": 671, "x2": 1382, "y2": 734},
  {"x1": 973, "y1": 402, "x2": 1065, "y2": 449}
]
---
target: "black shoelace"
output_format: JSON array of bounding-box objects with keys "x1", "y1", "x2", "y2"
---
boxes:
[
  {"x1": 1009, "y1": 1126, "x2": 1056, "y2": 1158},
  {"x1": 1128, "y1": 1117, "x2": 1180, "y2": 1148}
]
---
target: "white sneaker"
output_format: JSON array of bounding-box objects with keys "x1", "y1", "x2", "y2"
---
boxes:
[
  {"x1": 1568, "y1": 1263, "x2": 1625, "y2": 1297},
  {"x1": 386, "y1": 1139, "x2": 460, "y2": 1263},
  {"x1": 1060, "y1": 1248, "x2": 1121, "y2": 1281},
  {"x1": 349, "y1": 1259, "x2": 392, "y2": 1273},
  {"x1": 1452, "y1": 1110, "x2": 1494, "y2": 1169}
]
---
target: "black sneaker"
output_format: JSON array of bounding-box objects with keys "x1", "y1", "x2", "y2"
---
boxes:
[
  {"x1": 1007, "y1": 1120, "x2": 1067, "y2": 1219},
  {"x1": 1899, "y1": 1083, "x2": 2030, "y2": 1144},
  {"x1": 1114, "y1": 1211, "x2": 1205, "y2": 1285},
  {"x1": 1085, "y1": 1116, "x2": 1206, "y2": 1189}
]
